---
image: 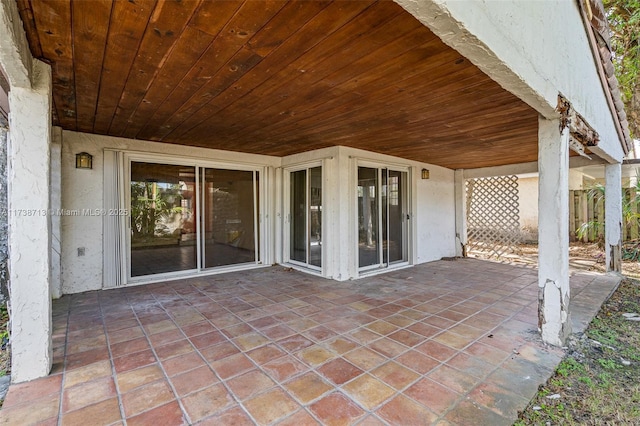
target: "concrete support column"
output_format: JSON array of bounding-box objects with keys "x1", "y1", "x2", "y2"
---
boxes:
[
  {"x1": 605, "y1": 162, "x2": 622, "y2": 273},
  {"x1": 537, "y1": 116, "x2": 571, "y2": 346},
  {"x1": 7, "y1": 60, "x2": 53, "y2": 382},
  {"x1": 454, "y1": 169, "x2": 467, "y2": 257}
]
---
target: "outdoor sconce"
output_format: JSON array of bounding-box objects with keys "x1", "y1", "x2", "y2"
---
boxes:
[
  {"x1": 421, "y1": 168, "x2": 430, "y2": 179},
  {"x1": 75, "y1": 152, "x2": 93, "y2": 169}
]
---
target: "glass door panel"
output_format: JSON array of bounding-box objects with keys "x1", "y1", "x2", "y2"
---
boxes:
[
  {"x1": 202, "y1": 168, "x2": 256, "y2": 268},
  {"x1": 358, "y1": 167, "x2": 379, "y2": 268},
  {"x1": 387, "y1": 170, "x2": 406, "y2": 264},
  {"x1": 289, "y1": 167, "x2": 322, "y2": 269},
  {"x1": 309, "y1": 167, "x2": 322, "y2": 267},
  {"x1": 290, "y1": 170, "x2": 307, "y2": 263},
  {"x1": 130, "y1": 162, "x2": 197, "y2": 277}
]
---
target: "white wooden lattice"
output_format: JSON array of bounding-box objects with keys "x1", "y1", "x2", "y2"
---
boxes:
[{"x1": 466, "y1": 176, "x2": 522, "y2": 258}]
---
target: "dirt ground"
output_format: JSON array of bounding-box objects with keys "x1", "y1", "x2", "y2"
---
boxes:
[{"x1": 470, "y1": 242, "x2": 640, "y2": 278}]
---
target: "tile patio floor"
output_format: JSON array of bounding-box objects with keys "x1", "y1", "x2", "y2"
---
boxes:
[{"x1": 0, "y1": 259, "x2": 620, "y2": 425}]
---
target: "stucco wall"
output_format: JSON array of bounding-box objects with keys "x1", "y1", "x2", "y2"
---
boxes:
[
  {"x1": 396, "y1": 0, "x2": 625, "y2": 163},
  {"x1": 61, "y1": 132, "x2": 456, "y2": 293}
]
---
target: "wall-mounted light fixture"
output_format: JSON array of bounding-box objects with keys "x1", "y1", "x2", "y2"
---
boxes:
[
  {"x1": 75, "y1": 152, "x2": 93, "y2": 169},
  {"x1": 421, "y1": 168, "x2": 430, "y2": 179}
]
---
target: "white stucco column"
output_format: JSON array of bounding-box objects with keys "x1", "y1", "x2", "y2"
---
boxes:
[
  {"x1": 605, "y1": 162, "x2": 622, "y2": 273},
  {"x1": 454, "y1": 169, "x2": 467, "y2": 257},
  {"x1": 50, "y1": 126, "x2": 62, "y2": 299},
  {"x1": 7, "y1": 60, "x2": 53, "y2": 382},
  {"x1": 537, "y1": 116, "x2": 571, "y2": 346}
]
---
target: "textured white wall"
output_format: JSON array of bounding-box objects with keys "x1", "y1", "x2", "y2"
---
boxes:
[
  {"x1": 61, "y1": 132, "x2": 456, "y2": 292},
  {"x1": 395, "y1": 0, "x2": 625, "y2": 163}
]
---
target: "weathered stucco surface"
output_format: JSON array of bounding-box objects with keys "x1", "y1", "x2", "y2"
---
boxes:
[
  {"x1": 605, "y1": 163, "x2": 622, "y2": 272},
  {"x1": 0, "y1": 0, "x2": 31, "y2": 88},
  {"x1": 0, "y1": 114, "x2": 8, "y2": 302},
  {"x1": 7, "y1": 60, "x2": 52, "y2": 382}
]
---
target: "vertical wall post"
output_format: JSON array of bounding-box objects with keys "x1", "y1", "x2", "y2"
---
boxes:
[
  {"x1": 454, "y1": 169, "x2": 467, "y2": 257},
  {"x1": 537, "y1": 116, "x2": 571, "y2": 346},
  {"x1": 605, "y1": 162, "x2": 622, "y2": 273},
  {"x1": 7, "y1": 60, "x2": 53, "y2": 382}
]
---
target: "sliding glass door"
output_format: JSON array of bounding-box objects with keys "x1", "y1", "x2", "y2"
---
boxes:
[
  {"x1": 130, "y1": 162, "x2": 197, "y2": 277},
  {"x1": 288, "y1": 166, "x2": 322, "y2": 270},
  {"x1": 358, "y1": 166, "x2": 408, "y2": 272},
  {"x1": 129, "y1": 160, "x2": 260, "y2": 280}
]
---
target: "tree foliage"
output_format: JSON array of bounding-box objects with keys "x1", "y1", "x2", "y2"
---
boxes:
[{"x1": 604, "y1": 0, "x2": 640, "y2": 137}]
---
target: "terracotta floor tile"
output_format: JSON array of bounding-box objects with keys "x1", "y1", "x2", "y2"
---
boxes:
[
  {"x1": 304, "y1": 326, "x2": 338, "y2": 342},
  {"x1": 147, "y1": 329, "x2": 183, "y2": 347},
  {"x1": 171, "y1": 365, "x2": 219, "y2": 397},
  {"x1": 249, "y1": 315, "x2": 279, "y2": 330},
  {"x1": 200, "y1": 406, "x2": 254, "y2": 425},
  {"x1": 161, "y1": 351, "x2": 206, "y2": 377},
  {"x1": 343, "y1": 347, "x2": 386, "y2": 371},
  {"x1": 407, "y1": 322, "x2": 441, "y2": 338},
  {"x1": 113, "y1": 349, "x2": 157, "y2": 373},
  {"x1": 117, "y1": 364, "x2": 165, "y2": 393},
  {"x1": 323, "y1": 318, "x2": 359, "y2": 334},
  {"x1": 233, "y1": 331, "x2": 269, "y2": 351},
  {"x1": 64, "y1": 360, "x2": 112, "y2": 389},
  {"x1": 287, "y1": 318, "x2": 319, "y2": 332},
  {"x1": 65, "y1": 346, "x2": 111, "y2": 370},
  {"x1": 199, "y1": 341, "x2": 240, "y2": 363},
  {"x1": 395, "y1": 350, "x2": 441, "y2": 375},
  {"x1": 317, "y1": 357, "x2": 363, "y2": 385},
  {"x1": 244, "y1": 387, "x2": 299, "y2": 424},
  {"x1": 262, "y1": 355, "x2": 309, "y2": 382},
  {"x1": 276, "y1": 334, "x2": 314, "y2": 352},
  {"x1": 108, "y1": 326, "x2": 145, "y2": 344},
  {"x1": 189, "y1": 330, "x2": 225, "y2": 350},
  {"x1": 297, "y1": 345, "x2": 337, "y2": 367},
  {"x1": 221, "y1": 323, "x2": 253, "y2": 339},
  {"x1": 369, "y1": 338, "x2": 408, "y2": 358},
  {"x1": 283, "y1": 372, "x2": 333, "y2": 404},
  {"x1": 0, "y1": 392, "x2": 60, "y2": 425},
  {"x1": 385, "y1": 314, "x2": 414, "y2": 328},
  {"x1": 62, "y1": 377, "x2": 116, "y2": 413},
  {"x1": 365, "y1": 320, "x2": 397, "y2": 336},
  {"x1": 181, "y1": 384, "x2": 235, "y2": 422},
  {"x1": 110, "y1": 337, "x2": 150, "y2": 358},
  {"x1": 127, "y1": 400, "x2": 187, "y2": 426},
  {"x1": 309, "y1": 392, "x2": 366, "y2": 426},
  {"x1": 427, "y1": 365, "x2": 481, "y2": 394},
  {"x1": 211, "y1": 353, "x2": 255, "y2": 380},
  {"x1": 448, "y1": 323, "x2": 486, "y2": 340},
  {"x1": 144, "y1": 319, "x2": 178, "y2": 335},
  {"x1": 261, "y1": 324, "x2": 296, "y2": 340},
  {"x1": 405, "y1": 377, "x2": 461, "y2": 415},
  {"x1": 121, "y1": 379, "x2": 175, "y2": 418},
  {"x1": 323, "y1": 337, "x2": 357, "y2": 355},
  {"x1": 61, "y1": 397, "x2": 122, "y2": 426},
  {"x1": 371, "y1": 361, "x2": 420, "y2": 390},
  {"x1": 66, "y1": 335, "x2": 108, "y2": 355},
  {"x1": 433, "y1": 331, "x2": 475, "y2": 350},
  {"x1": 387, "y1": 329, "x2": 425, "y2": 348},
  {"x1": 376, "y1": 395, "x2": 439, "y2": 425},
  {"x1": 415, "y1": 340, "x2": 458, "y2": 362},
  {"x1": 423, "y1": 315, "x2": 456, "y2": 330},
  {"x1": 226, "y1": 369, "x2": 276, "y2": 400},
  {"x1": 181, "y1": 321, "x2": 216, "y2": 337},
  {"x1": 346, "y1": 328, "x2": 381, "y2": 345},
  {"x1": 2, "y1": 374, "x2": 62, "y2": 408},
  {"x1": 155, "y1": 339, "x2": 194, "y2": 360},
  {"x1": 276, "y1": 409, "x2": 320, "y2": 426},
  {"x1": 342, "y1": 374, "x2": 395, "y2": 410},
  {"x1": 246, "y1": 344, "x2": 286, "y2": 365}
]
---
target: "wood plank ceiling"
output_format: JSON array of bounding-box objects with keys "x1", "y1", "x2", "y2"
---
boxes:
[{"x1": 17, "y1": 0, "x2": 540, "y2": 170}]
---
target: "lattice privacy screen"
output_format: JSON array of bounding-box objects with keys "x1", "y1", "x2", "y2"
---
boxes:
[{"x1": 466, "y1": 175, "x2": 522, "y2": 258}]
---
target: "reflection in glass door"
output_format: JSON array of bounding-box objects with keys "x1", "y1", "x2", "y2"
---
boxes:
[
  {"x1": 202, "y1": 168, "x2": 258, "y2": 268},
  {"x1": 130, "y1": 162, "x2": 197, "y2": 277},
  {"x1": 358, "y1": 166, "x2": 407, "y2": 271},
  {"x1": 129, "y1": 160, "x2": 261, "y2": 279},
  {"x1": 289, "y1": 167, "x2": 322, "y2": 269}
]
